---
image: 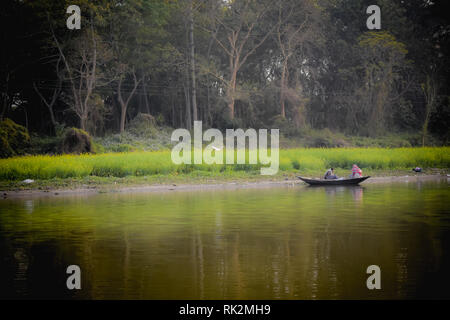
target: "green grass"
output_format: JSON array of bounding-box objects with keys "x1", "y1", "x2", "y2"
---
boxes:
[{"x1": 0, "y1": 147, "x2": 448, "y2": 181}]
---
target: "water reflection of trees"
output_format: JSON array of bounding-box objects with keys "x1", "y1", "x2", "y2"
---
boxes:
[{"x1": 0, "y1": 183, "x2": 449, "y2": 299}]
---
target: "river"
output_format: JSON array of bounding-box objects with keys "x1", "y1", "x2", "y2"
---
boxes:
[{"x1": 0, "y1": 177, "x2": 449, "y2": 299}]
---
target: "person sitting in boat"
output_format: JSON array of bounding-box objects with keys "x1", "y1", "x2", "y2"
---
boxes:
[
  {"x1": 351, "y1": 164, "x2": 362, "y2": 178},
  {"x1": 324, "y1": 168, "x2": 338, "y2": 179}
]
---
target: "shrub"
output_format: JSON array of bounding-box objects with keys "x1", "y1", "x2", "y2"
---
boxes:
[
  {"x1": 128, "y1": 113, "x2": 157, "y2": 137},
  {"x1": 61, "y1": 128, "x2": 92, "y2": 154},
  {"x1": 110, "y1": 143, "x2": 136, "y2": 152},
  {"x1": 29, "y1": 134, "x2": 63, "y2": 154},
  {"x1": 0, "y1": 118, "x2": 30, "y2": 158},
  {"x1": 291, "y1": 160, "x2": 300, "y2": 170},
  {"x1": 91, "y1": 141, "x2": 105, "y2": 154},
  {"x1": 308, "y1": 136, "x2": 333, "y2": 148}
]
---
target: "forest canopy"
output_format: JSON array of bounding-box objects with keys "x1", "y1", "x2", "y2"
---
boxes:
[{"x1": 1, "y1": 0, "x2": 449, "y2": 151}]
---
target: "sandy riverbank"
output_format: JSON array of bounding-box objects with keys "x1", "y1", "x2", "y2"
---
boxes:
[{"x1": 1, "y1": 174, "x2": 447, "y2": 199}]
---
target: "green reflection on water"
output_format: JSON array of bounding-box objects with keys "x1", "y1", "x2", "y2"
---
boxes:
[{"x1": 0, "y1": 178, "x2": 449, "y2": 299}]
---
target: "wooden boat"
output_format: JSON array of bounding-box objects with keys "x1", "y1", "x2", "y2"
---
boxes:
[{"x1": 297, "y1": 176, "x2": 370, "y2": 186}]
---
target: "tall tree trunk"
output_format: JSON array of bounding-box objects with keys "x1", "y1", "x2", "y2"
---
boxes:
[
  {"x1": 179, "y1": 90, "x2": 183, "y2": 128},
  {"x1": 421, "y1": 74, "x2": 437, "y2": 146},
  {"x1": 227, "y1": 62, "x2": 238, "y2": 120},
  {"x1": 280, "y1": 61, "x2": 288, "y2": 118},
  {"x1": 1, "y1": 73, "x2": 10, "y2": 120},
  {"x1": 118, "y1": 72, "x2": 141, "y2": 133},
  {"x1": 23, "y1": 107, "x2": 28, "y2": 130},
  {"x1": 189, "y1": 0, "x2": 198, "y2": 121},
  {"x1": 118, "y1": 78, "x2": 126, "y2": 133},
  {"x1": 171, "y1": 92, "x2": 175, "y2": 127},
  {"x1": 142, "y1": 77, "x2": 151, "y2": 114},
  {"x1": 227, "y1": 93, "x2": 235, "y2": 120},
  {"x1": 80, "y1": 112, "x2": 88, "y2": 131},
  {"x1": 120, "y1": 105, "x2": 127, "y2": 133},
  {"x1": 184, "y1": 77, "x2": 192, "y2": 130},
  {"x1": 205, "y1": 26, "x2": 219, "y2": 127}
]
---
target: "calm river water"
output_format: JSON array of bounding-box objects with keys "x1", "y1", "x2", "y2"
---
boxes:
[{"x1": 0, "y1": 178, "x2": 449, "y2": 299}]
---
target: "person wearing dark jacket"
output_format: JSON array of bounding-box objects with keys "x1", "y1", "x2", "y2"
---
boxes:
[{"x1": 324, "y1": 168, "x2": 337, "y2": 179}]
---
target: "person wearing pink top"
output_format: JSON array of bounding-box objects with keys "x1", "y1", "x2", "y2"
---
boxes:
[{"x1": 351, "y1": 164, "x2": 362, "y2": 178}]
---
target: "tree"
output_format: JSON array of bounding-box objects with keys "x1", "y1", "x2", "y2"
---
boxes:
[
  {"x1": 208, "y1": 0, "x2": 278, "y2": 120},
  {"x1": 358, "y1": 31, "x2": 408, "y2": 135},
  {"x1": 421, "y1": 73, "x2": 438, "y2": 146},
  {"x1": 1, "y1": 0, "x2": 448, "y2": 146},
  {"x1": 53, "y1": 23, "x2": 111, "y2": 131},
  {"x1": 33, "y1": 54, "x2": 63, "y2": 133},
  {"x1": 274, "y1": 0, "x2": 319, "y2": 119},
  {"x1": 107, "y1": 0, "x2": 173, "y2": 132}
]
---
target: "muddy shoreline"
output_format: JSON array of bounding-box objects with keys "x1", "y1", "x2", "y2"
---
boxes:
[{"x1": 1, "y1": 174, "x2": 447, "y2": 199}]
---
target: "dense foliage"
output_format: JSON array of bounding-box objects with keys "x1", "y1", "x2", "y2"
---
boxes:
[
  {"x1": 1, "y1": 0, "x2": 449, "y2": 147},
  {"x1": 0, "y1": 119, "x2": 30, "y2": 158}
]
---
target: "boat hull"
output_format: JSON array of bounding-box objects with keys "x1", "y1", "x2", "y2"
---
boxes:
[{"x1": 297, "y1": 176, "x2": 370, "y2": 186}]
